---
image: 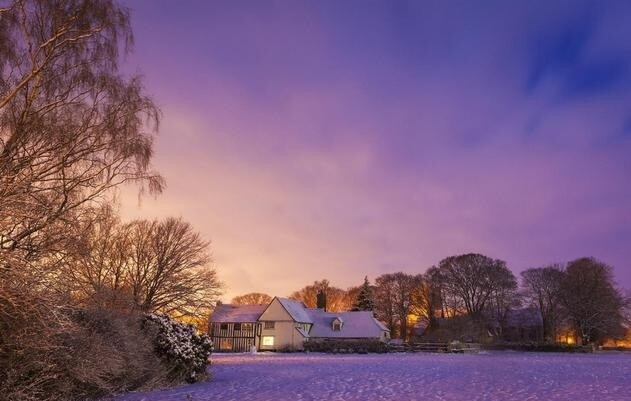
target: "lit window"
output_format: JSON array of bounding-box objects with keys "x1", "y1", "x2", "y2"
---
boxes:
[
  {"x1": 264, "y1": 321, "x2": 275, "y2": 329},
  {"x1": 262, "y1": 336, "x2": 275, "y2": 346},
  {"x1": 220, "y1": 338, "x2": 233, "y2": 350}
]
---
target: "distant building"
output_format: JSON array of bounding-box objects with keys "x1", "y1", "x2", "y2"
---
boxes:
[
  {"x1": 498, "y1": 307, "x2": 544, "y2": 342},
  {"x1": 209, "y1": 297, "x2": 390, "y2": 352}
]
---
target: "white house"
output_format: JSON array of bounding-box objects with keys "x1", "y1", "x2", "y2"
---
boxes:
[{"x1": 209, "y1": 297, "x2": 390, "y2": 352}]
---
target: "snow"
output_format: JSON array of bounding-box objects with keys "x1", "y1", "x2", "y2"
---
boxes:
[
  {"x1": 277, "y1": 297, "x2": 313, "y2": 323},
  {"x1": 307, "y1": 310, "x2": 387, "y2": 338},
  {"x1": 210, "y1": 304, "x2": 266, "y2": 323},
  {"x1": 112, "y1": 352, "x2": 631, "y2": 401}
]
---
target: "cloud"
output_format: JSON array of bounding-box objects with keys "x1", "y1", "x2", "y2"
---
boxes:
[{"x1": 121, "y1": 0, "x2": 631, "y2": 298}]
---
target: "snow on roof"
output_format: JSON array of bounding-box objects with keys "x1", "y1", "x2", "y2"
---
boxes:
[
  {"x1": 373, "y1": 317, "x2": 389, "y2": 331},
  {"x1": 307, "y1": 309, "x2": 389, "y2": 339},
  {"x1": 277, "y1": 297, "x2": 313, "y2": 323},
  {"x1": 211, "y1": 304, "x2": 266, "y2": 323},
  {"x1": 210, "y1": 298, "x2": 390, "y2": 340}
]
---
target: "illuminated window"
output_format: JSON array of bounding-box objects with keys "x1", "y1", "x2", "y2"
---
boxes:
[
  {"x1": 264, "y1": 321, "x2": 275, "y2": 329},
  {"x1": 262, "y1": 336, "x2": 275, "y2": 346},
  {"x1": 220, "y1": 338, "x2": 233, "y2": 350}
]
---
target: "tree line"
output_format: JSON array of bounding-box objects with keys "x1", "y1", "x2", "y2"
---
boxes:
[{"x1": 232, "y1": 254, "x2": 629, "y2": 344}]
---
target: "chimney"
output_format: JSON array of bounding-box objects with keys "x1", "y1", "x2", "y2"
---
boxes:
[{"x1": 316, "y1": 289, "x2": 327, "y2": 311}]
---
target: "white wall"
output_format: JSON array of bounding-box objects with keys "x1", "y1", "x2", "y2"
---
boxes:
[{"x1": 258, "y1": 298, "x2": 306, "y2": 350}]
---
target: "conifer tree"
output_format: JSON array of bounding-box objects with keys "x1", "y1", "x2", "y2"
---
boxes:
[{"x1": 352, "y1": 276, "x2": 376, "y2": 311}]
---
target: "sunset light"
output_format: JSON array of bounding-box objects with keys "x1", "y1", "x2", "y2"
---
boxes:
[{"x1": 2, "y1": 1, "x2": 630, "y2": 401}]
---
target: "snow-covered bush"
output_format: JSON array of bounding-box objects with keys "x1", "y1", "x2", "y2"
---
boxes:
[{"x1": 143, "y1": 313, "x2": 213, "y2": 383}]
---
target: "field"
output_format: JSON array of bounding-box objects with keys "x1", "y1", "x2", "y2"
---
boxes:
[{"x1": 113, "y1": 352, "x2": 631, "y2": 401}]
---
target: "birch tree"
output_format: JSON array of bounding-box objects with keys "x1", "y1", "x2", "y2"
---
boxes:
[{"x1": 0, "y1": 2, "x2": 162, "y2": 398}]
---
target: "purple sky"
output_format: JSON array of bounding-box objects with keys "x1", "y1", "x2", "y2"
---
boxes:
[{"x1": 120, "y1": 0, "x2": 631, "y2": 300}]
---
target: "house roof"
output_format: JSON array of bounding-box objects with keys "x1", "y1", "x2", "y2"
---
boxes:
[
  {"x1": 505, "y1": 307, "x2": 543, "y2": 327},
  {"x1": 210, "y1": 304, "x2": 266, "y2": 323},
  {"x1": 210, "y1": 298, "x2": 390, "y2": 340},
  {"x1": 276, "y1": 297, "x2": 313, "y2": 323},
  {"x1": 307, "y1": 309, "x2": 389, "y2": 338},
  {"x1": 373, "y1": 317, "x2": 389, "y2": 332}
]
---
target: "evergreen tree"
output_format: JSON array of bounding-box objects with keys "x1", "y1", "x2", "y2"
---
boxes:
[{"x1": 352, "y1": 276, "x2": 376, "y2": 311}]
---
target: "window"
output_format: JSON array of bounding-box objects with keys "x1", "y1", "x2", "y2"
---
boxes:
[
  {"x1": 219, "y1": 338, "x2": 233, "y2": 350},
  {"x1": 295, "y1": 323, "x2": 310, "y2": 333},
  {"x1": 220, "y1": 323, "x2": 228, "y2": 330},
  {"x1": 242, "y1": 323, "x2": 253, "y2": 331},
  {"x1": 264, "y1": 321, "x2": 275, "y2": 329},
  {"x1": 333, "y1": 322, "x2": 342, "y2": 331},
  {"x1": 262, "y1": 336, "x2": 275, "y2": 346},
  {"x1": 234, "y1": 323, "x2": 241, "y2": 331}
]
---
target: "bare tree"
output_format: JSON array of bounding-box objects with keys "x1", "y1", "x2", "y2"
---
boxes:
[
  {"x1": 411, "y1": 267, "x2": 442, "y2": 330},
  {"x1": 0, "y1": 0, "x2": 162, "y2": 261},
  {"x1": 59, "y1": 205, "x2": 134, "y2": 309},
  {"x1": 486, "y1": 273, "x2": 520, "y2": 337},
  {"x1": 438, "y1": 253, "x2": 516, "y2": 320},
  {"x1": 374, "y1": 274, "x2": 398, "y2": 335},
  {"x1": 521, "y1": 264, "x2": 565, "y2": 342},
  {"x1": 125, "y1": 217, "x2": 223, "y2": 319},
  {"x1": 231, "y1": 292, "x2": 272, "y2": 305},
  {"x1": 374, "y1": 272, "x2": 421, "y2": 340},
  {"x1": 289, "y1": 279, "x2": 349, "y2": 312},
  {"x1": 0, "y1": 2, "x2": 162, "y2": 399},
  {"x1": 560, "y1": 257, "x2": 628, "y2": 344}
]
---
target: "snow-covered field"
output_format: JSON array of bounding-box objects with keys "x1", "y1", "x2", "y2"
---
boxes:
[{"x1": 113, "y1": 352, "x2": 631, "y2": 401}]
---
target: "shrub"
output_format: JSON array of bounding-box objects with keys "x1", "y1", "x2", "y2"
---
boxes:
[
  {"x1": 304, "y1": 339, "x2": 388, "y2": 353},
  {"x1": 276, "y1": 345, "x2": 300, "y2": 353},
  {"x1": 59, "y1": 308, "x2": 168, "y2": 399},
  {"x1": 1, "y1": 305, "x2": 214, "y2": 401},
  {"x1": 483, "y1": 342, "x2": 594, "y2": 352},
  {"x1": 142, "y1": 313, "x2": 213, "y2": 383},
  {"x1": 419, "y1": 316, "x2": 493, "y2": 343}
]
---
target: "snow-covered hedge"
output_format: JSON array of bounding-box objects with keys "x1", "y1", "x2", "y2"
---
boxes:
[
  {"x1": 143, "y1": 313, "x2": 213, "y2": 383},
  {"x1": 304, "y1": 339, "x2": 388, "y2": 353}
]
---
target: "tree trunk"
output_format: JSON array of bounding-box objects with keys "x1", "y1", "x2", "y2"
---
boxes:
[{"x1": 399, "y1": 316, "x2": 408, "y2": 341}]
